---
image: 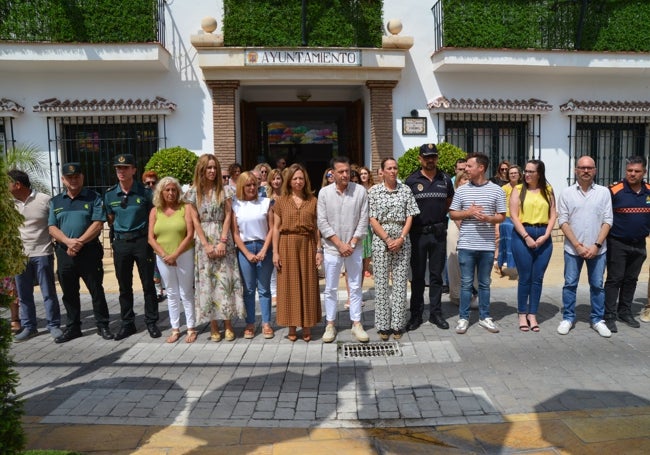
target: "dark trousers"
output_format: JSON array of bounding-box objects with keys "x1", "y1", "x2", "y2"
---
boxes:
[
  {"x1": 604, "y1": 237, "x2": 646, "y2": 319},
  {"x1": 112, "y1": 236, "x2": 158, "y2": 326},
  {"x1": 55, "y1": 241, "x2": 110, "y2": 329},
  {"x1": 409, "y1": 231, "x2": 446, "y2": 320}
]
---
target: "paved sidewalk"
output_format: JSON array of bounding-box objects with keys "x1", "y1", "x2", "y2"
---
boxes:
[{"x1": 12, "y1": 242, "x2": 650, "y2": 453}]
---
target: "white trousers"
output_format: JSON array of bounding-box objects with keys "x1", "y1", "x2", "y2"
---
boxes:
[
  {"x1": 156, "y1": 248, "x2": 196, "y2": 329},
  {"x1": 323, "y1": 248, "x2": 363, "y2": 323}
]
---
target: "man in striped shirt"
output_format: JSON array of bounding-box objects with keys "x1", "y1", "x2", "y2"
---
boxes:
[{"x1": 449, "y1": 153, "x2": 506, "y2": 334}]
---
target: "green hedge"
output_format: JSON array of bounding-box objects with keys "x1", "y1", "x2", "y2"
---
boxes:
[
  {"x1": 441, "y1": 0, "x2": 650, "y2": 52},
  {"x1": 397, "y1": 143, "x2": 467, "y2": 181},
  {"x1": 223, "y1": 0, "x2": 383, "y2": 47},
  {"x1": 0, "y1": 0, "x2": 157, "y2": 43}
]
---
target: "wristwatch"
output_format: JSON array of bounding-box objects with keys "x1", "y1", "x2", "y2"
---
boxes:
[
  {"x1": 594, "y1": 242, "x2": 602, "y2": 249},
  {"x1": 350, "y1": 242, "x2": 357, "y2": 249}
]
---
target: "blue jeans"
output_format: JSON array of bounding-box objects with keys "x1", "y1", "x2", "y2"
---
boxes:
[
  {"x1": 511, "y1": 225, "x2": 553, "y2": 314},
  {"x1": 458, "y1": 249, "x2": 493, "y2": 320},
  {"x1": 562, "y1": 251, "x2": 606, "y2": 324},
  {"x1": 238, "y1": 240, "x2": 273, "y2": 324},
  {"x1": 498, "y1": 218, "x2": 516, "y2": 269},
  {"x1": 15, "y1": 255, "x2": 61, "y2": 331}
]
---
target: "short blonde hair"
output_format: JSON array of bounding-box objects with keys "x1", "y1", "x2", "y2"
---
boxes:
[{"x1": 236, "y1": 171, "x2": 258, "y2": 200}]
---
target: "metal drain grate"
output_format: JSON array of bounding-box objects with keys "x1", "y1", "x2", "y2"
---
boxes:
[{"x1": 340, "y1": 341, "x2": 402, "y2": 359}]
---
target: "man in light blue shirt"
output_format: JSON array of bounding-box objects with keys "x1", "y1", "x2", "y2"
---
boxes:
[{"x1": 557, "y1": 155, "x2": 613, "y2": 337}]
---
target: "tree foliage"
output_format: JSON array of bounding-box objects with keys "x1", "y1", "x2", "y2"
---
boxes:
[
  {"x1": 0, "y1": 158, "x2": 26, "y2": 454},
  {"x1": 398, "y1": 143, "x2": 467, "y2": 181},
  {"x1": 144, "y1": 147, "x2": 198, "y2": 186}
]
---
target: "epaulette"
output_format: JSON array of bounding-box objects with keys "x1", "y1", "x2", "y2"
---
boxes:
[
  {"x1": 106, "y1": 184, "x2": 118, "y2": 192},
  {"x1": 609, "y1": 181, "x2": 624, "y2": 194}
]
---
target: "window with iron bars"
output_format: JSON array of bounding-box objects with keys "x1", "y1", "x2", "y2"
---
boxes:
[
  {"x1": 47, "y1": 114, "x2": 167, "y2": 195},
  {"x1": 0, "y1": 116, "x2": 16, "y2": 155},
  {"x1": 569, "y1": 115, "x2": 649, "y2": 186},
  {"x1": 439, "y1": 113, "x2": 540, "y2": 176}
]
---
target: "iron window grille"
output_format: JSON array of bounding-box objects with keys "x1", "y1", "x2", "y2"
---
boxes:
[
  {"x1": 438, "y1": 113, "x2": 541, "y2": 176},
  {"x1": 568, "y1": 115, "x2": 649, "y2": 186}
]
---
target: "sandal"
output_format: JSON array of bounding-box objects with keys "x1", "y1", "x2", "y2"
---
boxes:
[
  {"x1": 287, "y1": 327, "x2": 297, "y2": 342},
  {"x1": 11, "y1": 321, "x2": 21, "y2": 334},
  {"x1": 185, "y1": 330, "x2": 198, "y2": 343},
  {"x1": 166, "y1": 330, "x2": 181, "y2": 343},
  {"x1": 225, "y1": 329, "x2": 235, "y2": 341},
  {"x1": 302, "y1": 328, "x2": 311, "y2": 342},
  {"x1": 210, "y1": 331, "x2": 222, "y2": 342},
  {"x1": 527, "y1": 316, "x2": 540, "y2": 332},
  {"x1": 244, "y1": 324, "x2": 255, "y2": 339},
  {"x1": 518, "y1": 314, "x2": 530, "y2": 332},
  {"x1": 262, "y1": 324, "x2": 274, "y2": 339}
]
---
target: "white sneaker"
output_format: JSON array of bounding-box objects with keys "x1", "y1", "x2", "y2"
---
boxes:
[
  {"x1": 455, "y1": 318, "x2": 469, "y2": 334},
  {"x1": 478, "y1": 317, "x2": 499, "y2": 333},
  {"x1": 557, "y1": 320, "x2": 573, "y2": 335},
  {"x1": 640, "y1": 306, "x2": 650, "y2": 323},
  {"x1": 351, "y1": 323, "x2": 369, "y2": 343},
  {"x1": 322, "y1": 324, "x2": 337, "y2": 343},
  {"x1": 593, "y1": 320, "x2": 612, "y2": 338}
]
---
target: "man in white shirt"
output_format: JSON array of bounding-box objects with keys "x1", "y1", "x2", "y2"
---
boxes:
[
  {"x1": 557, "y1": 156, "x2": 613, "y2": 337},
  {"x1": 317, "y1": 156, "x2": 369, "y2": 343}
]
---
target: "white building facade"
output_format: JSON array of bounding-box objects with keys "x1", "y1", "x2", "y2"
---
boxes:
[{"x1": 1, "y1": 0, "x2": 648, "y2": 194}]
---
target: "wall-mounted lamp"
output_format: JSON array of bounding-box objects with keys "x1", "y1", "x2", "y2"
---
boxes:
[
  {"x1": 410, "y1": 109, "x2": 419, "y2": 117},
  {"x1": 297, "y1": 91, "x2": 312, "y2": 102}
]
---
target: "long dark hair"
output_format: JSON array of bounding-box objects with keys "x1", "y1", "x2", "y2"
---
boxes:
[{"x1": 519, "y1": 159, "x2": 552, "y2": 216}]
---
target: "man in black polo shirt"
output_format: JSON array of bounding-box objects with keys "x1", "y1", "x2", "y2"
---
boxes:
[
  {"x1": 405, "y1": 143, "x2": 454, "y2": 331},
  {"x1": 604, "y1": 155, "x2": 650, "y2": 332},
  {"x1": 48, "y1": 162, "x2": 113, "y2": 343},
  {"x1": 105, "y1": 154, "x2": 160, "y2": 340}
]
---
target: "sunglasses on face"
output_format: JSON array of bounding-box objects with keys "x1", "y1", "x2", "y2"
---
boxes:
[
  {"x1": 326, "y1": 173, "x2": 333, "y2": 178},
  {"x1": 222, "y1": 175, "x2": 230, "y2": 180},
  {"x1": 144, "y1": 180, "x2": 156, "y2": 187},
  {"x1": 500, "y1": 168, "x2": 508, "y2": 172},
  {"x1": 120, "y1": 194, "x2": 129, "y2": 209}
]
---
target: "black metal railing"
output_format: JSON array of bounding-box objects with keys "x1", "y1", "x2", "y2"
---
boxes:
[{"x1": 431, "y1": 0, "x2": 640, "y2": 53}]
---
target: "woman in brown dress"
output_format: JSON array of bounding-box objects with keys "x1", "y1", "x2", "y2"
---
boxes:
[{"x1": 272, "y1": 164, "x2": 322, "y2": 342}]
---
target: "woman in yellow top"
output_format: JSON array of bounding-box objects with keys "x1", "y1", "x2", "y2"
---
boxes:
[
  {"x1": 510, "y1": 160, "x2": 557, "y2": 332},
  {"x1": 148, "y1": 177, "x2": 196, "y2": 343}
]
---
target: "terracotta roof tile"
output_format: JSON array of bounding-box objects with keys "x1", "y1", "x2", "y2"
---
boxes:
[
  {"x1": 428, "y1": 96, "x2": 552, "y2": 112},
  {"x1": 0, "y1": 98, "x2": 25, "y2": 114},
  {"x1": 560, "y1": 99, "x2": 650, "y2": 114},
  {"x1": 33, "y1": 97, "x2": 176, "y2": 113}
]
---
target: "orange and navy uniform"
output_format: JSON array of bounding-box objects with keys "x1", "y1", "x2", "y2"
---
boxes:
[{"x1": 608, "y1": 179, "x2": 650, "y2": 241}]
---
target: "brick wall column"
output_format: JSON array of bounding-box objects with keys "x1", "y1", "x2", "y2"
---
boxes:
[
  {"x1": 365, "y1": 80, "x2": 398, "y2": 172},
  {"x1": 206, "y1": 80, "x2": 240, "y2": 166}
]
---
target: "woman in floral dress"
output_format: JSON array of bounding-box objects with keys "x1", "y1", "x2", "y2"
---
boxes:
[{"x1": 186, "y1": 154, "x2": 244, "y2": 341}]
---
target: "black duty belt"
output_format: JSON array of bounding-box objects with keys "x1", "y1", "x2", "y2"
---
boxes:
[
  {"x1": 412, "y1": 222, "x2": 446, "y2": 235},
  {"x1": 113, "y1": 228, "x2": 148, "y2": 241}
]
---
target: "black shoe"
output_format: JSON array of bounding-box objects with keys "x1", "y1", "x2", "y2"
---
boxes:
[
  {"x1": 406, "y1": 318, "x2": 423, "y2": 332},
  {"x1": 618, "y1": 314, "x2": 641, "y2": 328},
  {"x1": 442, "y1": 285, "x2": 450, "y2": 294},
  {"x1": 429, "y1": 314, "x2": 450, "y2": 330},
  {"x1": 97, "y1": 326, "x2": 114, "y2": 340},
  {"x1": 147, "y1": 323, "x2": 162, "y2": 338},
  {"x1": 54, "y1": 328, "x2": 83, "y2": 344},
  {"x1": 114, "y1": 324, "x2": 137, "y2": 341},
  {"x1": 605, "y1": 319, "x2": 618, "y2": 333}
]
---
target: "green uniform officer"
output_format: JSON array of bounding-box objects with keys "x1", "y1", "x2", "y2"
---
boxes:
[
  {"x1": 105, "y1": 153, "x2": 160, "y2": 340},
  {"x1": 48, "y1": 162, "x2": 114, "y2": 343}
]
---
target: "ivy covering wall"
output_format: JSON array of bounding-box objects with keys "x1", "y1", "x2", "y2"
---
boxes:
[
  {"x1": 0, "y1": 0, "x2": 158, "y2": 43},
  {"x1": 223, "y1": 0, "x2": 383, "y2": 47},
  {"x1": 441, "y1": 0, "x2": 650, "y2": 52}
]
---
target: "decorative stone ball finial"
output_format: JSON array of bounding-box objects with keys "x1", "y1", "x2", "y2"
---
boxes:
[
  {"x1": 201, "y1": 16, "x2": 218, "y2": 34},
  {"x1": 386, "y1": 19, "x2": 402, "y2": 35}
]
